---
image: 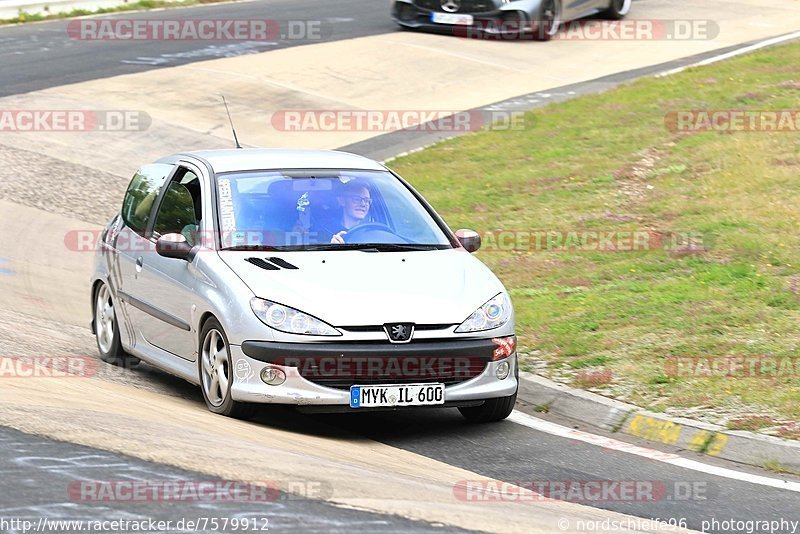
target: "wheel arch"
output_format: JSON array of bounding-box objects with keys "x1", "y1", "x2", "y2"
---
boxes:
[
  {"x1": 197, "y1": 311, "x2": 220, "y2": 341},
  {"x1": 89, "y1": 277, "x2": 107, "y2": 334}
]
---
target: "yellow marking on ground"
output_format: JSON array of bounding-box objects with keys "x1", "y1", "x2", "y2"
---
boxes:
[{"x1": 626, "y1": 415, "x2": 682, "y2": 446}]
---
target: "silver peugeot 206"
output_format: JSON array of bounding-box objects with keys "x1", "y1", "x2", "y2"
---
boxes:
[
  {"x1": 91, "y1": 149, "x2": 517, "y2": 422},
  {"x1": 392, "y1": 0, "x2": 631, "y2": 40}
]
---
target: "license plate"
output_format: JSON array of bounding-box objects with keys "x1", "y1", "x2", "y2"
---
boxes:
[
  {"x1": 350, "y1": 383, "x2": 445, "y2": 408},
  {"x1": 431, "y1": 12, "x2": 474, "y2": 25}
]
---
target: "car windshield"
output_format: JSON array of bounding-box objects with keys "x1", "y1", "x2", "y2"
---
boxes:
[{"x1": 215, "y1": 170, "x2": 453, "y2": 250}]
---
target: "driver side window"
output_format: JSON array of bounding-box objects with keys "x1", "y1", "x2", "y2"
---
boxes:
[{"x1": 153, "y1": 168, "x2": 203, "y2": 246}]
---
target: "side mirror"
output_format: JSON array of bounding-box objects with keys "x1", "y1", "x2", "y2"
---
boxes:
[
  {"x1": 455, "y1": 229, "x2": 481, "y2": 253},
  {"x1": 156, "y1": 233, "x2": 193, "y2": 261}
]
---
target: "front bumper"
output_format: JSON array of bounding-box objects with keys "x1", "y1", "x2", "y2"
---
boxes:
[
  {"x1": 228, "y1": 337, "x2": 518, "y2": 407},
  {"x1": 392, "y1": 1, "x2": 533, "y2": 36}
]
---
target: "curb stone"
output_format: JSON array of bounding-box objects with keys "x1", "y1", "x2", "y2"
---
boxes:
[{"x1": 517, "y1": 371, "x2": 800, "y2": 473}]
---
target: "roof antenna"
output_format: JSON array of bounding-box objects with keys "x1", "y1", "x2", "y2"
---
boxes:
[{"x1": 221, "y1": 95, "x2": 242, "y2": 149}]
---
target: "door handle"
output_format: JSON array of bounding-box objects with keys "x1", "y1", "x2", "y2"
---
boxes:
[{"x1": 135, "y1": 256, "x2": 144, "y2": 272}]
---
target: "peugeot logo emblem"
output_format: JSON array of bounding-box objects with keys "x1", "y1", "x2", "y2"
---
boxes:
[
  {"x1": 384, "y1": 323, "x2": 415, "y2": 343},
  {"x1": 441, "y1": 0, "x2": 461, "y2": 13}
]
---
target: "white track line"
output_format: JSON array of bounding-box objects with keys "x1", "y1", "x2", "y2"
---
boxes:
[
  {"x1": 657, "y1": 31, "x2": 800, "y2": 77},
  {"x1": 509, "y1": 410, "x2": 800, "y2": 493}
]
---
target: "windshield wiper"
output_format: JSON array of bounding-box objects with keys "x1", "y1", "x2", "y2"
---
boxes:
[
  {"x1": 224, "y1": 243, "x2": 447, "y2": 252},
  {"x1": 222, "y1": 244, "x2": 281, "y2": 251},
  {"x1": 291, "y1": 244, "x2": 369, "y2": 251},
  {"x1": 354, "y1": 243, "x2": 443, "y2": 252},
  {"x1": 304, "y1": 243, "x2": 444, "y2": 252}
]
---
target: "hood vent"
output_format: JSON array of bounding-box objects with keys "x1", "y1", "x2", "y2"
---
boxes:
[
  {"x1": 266, "y1": 257, "x2": 299, "y2": 270},
  {"x1": 245, "y1": 257, "x2": 279, "y2": 271},
  {"x1": 245, "y1": 257, "x2": 299, "y2": 271}
]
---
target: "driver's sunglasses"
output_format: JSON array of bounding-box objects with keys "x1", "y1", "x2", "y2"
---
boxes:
[{"x1": 347, "y1": 195, "x2": 372, "y2": 206}]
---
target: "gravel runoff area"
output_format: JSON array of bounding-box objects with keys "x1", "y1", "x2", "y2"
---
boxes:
[{"x1": 0, "y1": 142, "x2": 125, "y2": 225}]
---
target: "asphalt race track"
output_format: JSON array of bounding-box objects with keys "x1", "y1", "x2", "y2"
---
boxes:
[
  {"x1": 0, "y1": 0, "x2": 395, "y2": 97},
  {"x1": 0, "y1": 426, "x2": 469, "y2": 532},
  {"x1": 1, "y1": 0, "x2": 800, "y2": 532}
]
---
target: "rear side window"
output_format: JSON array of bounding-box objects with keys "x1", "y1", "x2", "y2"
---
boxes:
[{"x1": 121, "y1": 164, "x2": 173, "y2": 234}]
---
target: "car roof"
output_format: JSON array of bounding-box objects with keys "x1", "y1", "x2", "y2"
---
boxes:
[{"x1": 162, "y1": 148, "x2": 386, "y2": 174}]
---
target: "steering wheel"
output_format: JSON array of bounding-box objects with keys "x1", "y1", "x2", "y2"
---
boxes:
[{"x1": 343, "y1": 223, "x2": 407, "y2": 244}]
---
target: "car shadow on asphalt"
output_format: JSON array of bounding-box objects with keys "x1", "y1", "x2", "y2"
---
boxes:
[
  {"x1": 107, "y1": 357, "x2": 512, "y2": 442},
  {"x1": 250, "y1": 404, "x2": 512, "y2": 444}
]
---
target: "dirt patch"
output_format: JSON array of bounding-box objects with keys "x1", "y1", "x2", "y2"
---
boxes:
[{"x1": 612, "y1": 147, "x2": 664, "y2": 204}]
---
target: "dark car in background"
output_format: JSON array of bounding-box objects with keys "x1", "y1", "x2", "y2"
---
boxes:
[{"x1": 392, "y1": 0, "x2": 631, "y2": 40}]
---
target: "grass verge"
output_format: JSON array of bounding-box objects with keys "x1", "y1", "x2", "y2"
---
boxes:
[
  {"x1": 763, "y1": 460, "x2": 800, "y2": 477},
  {"x1": 389, "y1": 41, "x2": 800, "y2": 430}
]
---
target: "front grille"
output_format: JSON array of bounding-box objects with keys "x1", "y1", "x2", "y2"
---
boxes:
[
  {"x1": 240, "y1": 337, "x2": 508, "y2": 392},
  {"x1": 297, "y1": 355, "x2": 488, "y2": 390},
  {"x1": 394, "y1": 2, "x2": 417, "y2": 20},
  {"x1": 415, "y1": 0, "x2": 496, "y2": 14}
]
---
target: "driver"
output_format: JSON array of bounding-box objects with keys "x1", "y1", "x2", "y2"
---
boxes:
[{"x1": 328, "y1": 180, "x2": 372, "y2": 244}]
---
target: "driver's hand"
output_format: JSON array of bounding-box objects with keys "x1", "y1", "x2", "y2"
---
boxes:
[{"x1": 330, "y1": 231, "x2": 347, "y2": 244}]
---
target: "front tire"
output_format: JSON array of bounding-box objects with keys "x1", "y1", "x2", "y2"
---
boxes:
[
  {"x1": 199, "y1": 318, "x2": 257, "y2": 420},
  {"x1": 93, "y1": 282, "x2": 139, "y2": 368},
  {"x1": 459, "y1": 392, "x2": 517, "y2": 423},
  {"x1": 602, "y1": 0, "x2": 631, "y2": 20},
  {"x1": 533, "y1": 0, "x2": 560, "y2": 41}
]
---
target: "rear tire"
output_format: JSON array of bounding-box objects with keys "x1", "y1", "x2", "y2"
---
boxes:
[
  {"x1": 199, "y1": 317, "x2": 257, "y2": 420},
  {"x1": 459, "y1": 392, "x2": 517, "y2": 423},
  {"x1": 601, "y1": 0, "x2": 631, "y2": 20},
  {"x1": 93, "y1": 282, "x2": 140, "y2": 368}
]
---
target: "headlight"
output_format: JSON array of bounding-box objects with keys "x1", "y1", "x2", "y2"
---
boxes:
[
  {"x1": 250, "y1": 298, "x2": 341, "y2": 336},
  {"x1": 455, "y1": 293, "x2": 512, "y2": 333}
]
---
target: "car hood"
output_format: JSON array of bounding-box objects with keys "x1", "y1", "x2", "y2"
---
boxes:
[{"x1": 218, "y1": 249, "x2": 506, "y2": 326}]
